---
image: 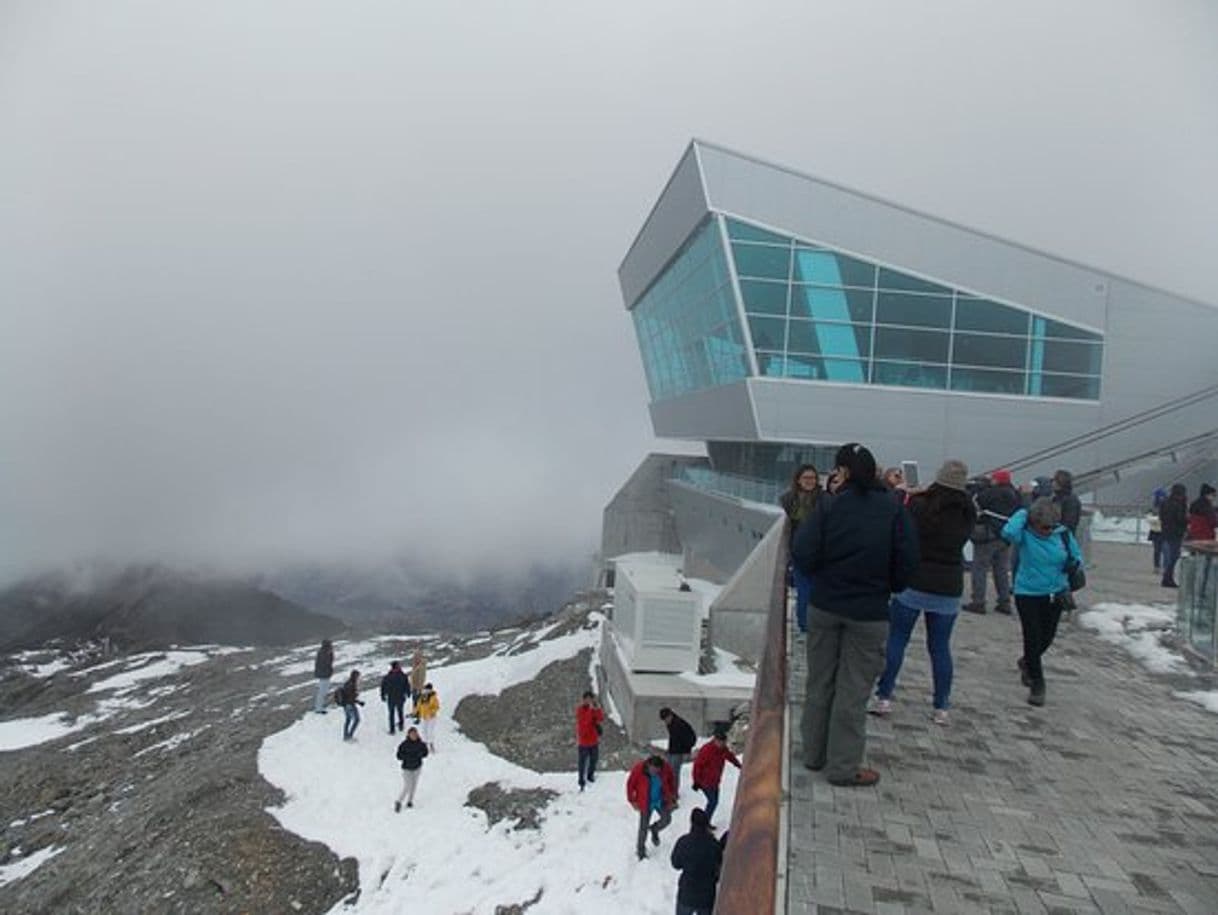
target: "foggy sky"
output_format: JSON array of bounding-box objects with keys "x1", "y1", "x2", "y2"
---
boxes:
[{"x1": 1, "y1": 1, "x2": 1216, "y2": 585}]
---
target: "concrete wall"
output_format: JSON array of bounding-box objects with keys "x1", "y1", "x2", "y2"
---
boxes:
[
  {"x1": 668, "y1": 481, "x2": 782, "y2": 583},
  {"x1": 707, "y1": 515, "x2": 786, "y2": 666},
  {"x1": 601, "y1": 453, "x2": 707, "y2": 565}
]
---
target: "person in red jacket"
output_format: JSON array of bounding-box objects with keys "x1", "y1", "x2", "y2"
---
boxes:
[
  {"x1": 691, "y1": 729, "x2": 741, "y2": 823},
  {"x1": 626, "y1": 755, "x2": 677, "y2": 860},
  {"x1": 1187, "y1": 484, "x2": 1217, "y2": 542},
  {"x1": 575, "y1": 690, "x2": 604, "y2": 791}
]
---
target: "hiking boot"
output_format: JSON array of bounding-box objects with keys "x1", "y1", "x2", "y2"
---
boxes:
[
  {"x1": 828, "y1": 769, "x2": 881, "y2": 788},
  {"x1": 932, "y1": 709, "x2": 950, "y2": 726},
  {"x1": 1017, "y1": 657, "x2": 1031, "y2": 687},
  {"x1": 962, "y1": 602, "x2": 987, "y2": 615},
  {"x1": 868, "y1": 697, "x2": 893, "y2": 717},
  {"x1": 1028, "y1": 683, "x2": 1046, "y2": 707}
]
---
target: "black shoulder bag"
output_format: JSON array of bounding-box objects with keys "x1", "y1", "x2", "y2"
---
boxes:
[{"x1": 1061, "y1": 531, "x2": 1086, "y2": 592}]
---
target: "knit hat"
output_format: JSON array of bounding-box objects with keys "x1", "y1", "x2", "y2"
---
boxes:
[
  {"x1": 991, "y1": 468, "x2": 1012, "y2": 486},
  {"x1": 934, "y1": 459, "x2": 969, "y2": 492},
  {"x1": 1202, "y1": 483, "x2": 1216, "y2": 497}
]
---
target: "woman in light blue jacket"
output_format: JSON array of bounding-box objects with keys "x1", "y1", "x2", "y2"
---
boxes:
[{"x1": 1001, "y1": 497, "x2": 1083, "y2": 707}]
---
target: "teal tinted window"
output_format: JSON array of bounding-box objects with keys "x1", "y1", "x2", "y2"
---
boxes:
[
  {"x1": 875, "y1": 292, "x2": 952, "y2": 329},
  {"x1": 874, "y1": 361, "x2": 947, "y2": 389},
  {"x1": 792, "y1": 249, "x2": 876, "y2": 288},
  {"x1": 725, "y1": 218, "x2": 788, "y2": 244},
  {"x1": 631, "y1": 217, "x2": 748, "y2": 401},
  {"x1": 787, "y1": 319, "x2": 871, "y2": 358},
  {"x1": 950, "y1": 367, "x2": 1027, "y2": 395},
  {"x1": 1042, "y1": 340, "x2": 1103, "y2": 375},
  {"x1": 791, "y1": 284, "x2": 874, "y2": 324},
  {"x1": 953, "y1": 333, "x2": 1027, "y2": 370},
  {"x1": 732, "y1": 242, "x2": 791, "y2": 279},
  {"x1": 661, "y1": 215, "x2": 1106, "y2": 400},
  {"x1": 955, "y1": 297, "x2": 1030, "y2": 335},
  {"x1": 740, "y1": 279, "x2": 788, "y2": 316},
  {"x1": 874, "y1": 327, "x2": 950, "y2": 363},
  {"x1": 877, "y1": 269, "x2": 950, "y2": 296}
]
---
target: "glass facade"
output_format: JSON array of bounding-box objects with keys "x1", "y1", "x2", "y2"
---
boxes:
[
  {"x1": 725, "y1": 216, "x2": 1104, "y2": 400},
  {"x1": 631, "y1": 218, "x2": 749, "y2": 400}
]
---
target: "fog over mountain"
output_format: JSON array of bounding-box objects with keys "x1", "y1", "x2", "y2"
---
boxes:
[{"x1": 2, "y1": 1, "x2": 1215, "y2": 587}]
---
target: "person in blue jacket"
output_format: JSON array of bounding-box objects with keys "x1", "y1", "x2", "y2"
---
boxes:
[{"x1": 1002, "y1": 498, "x2": 1084, "y2": 707}]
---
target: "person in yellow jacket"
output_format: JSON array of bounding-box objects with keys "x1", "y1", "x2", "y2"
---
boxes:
[{"x1": 414, "y1": 682, "x2": 440, "y2": 752}]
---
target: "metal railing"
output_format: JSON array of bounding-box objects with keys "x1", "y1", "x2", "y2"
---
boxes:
[{"x1": 715, "y1": 525, "x2": 789, "y2": 915}]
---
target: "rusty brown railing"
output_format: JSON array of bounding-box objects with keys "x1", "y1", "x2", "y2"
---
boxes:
[{"x1": 715, "y1": 525, "x2": 789, "y2": 914}]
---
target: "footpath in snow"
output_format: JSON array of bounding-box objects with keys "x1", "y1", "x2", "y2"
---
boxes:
[{"x1": 259, "y1": 617, "x2": 740, "y2": 915}]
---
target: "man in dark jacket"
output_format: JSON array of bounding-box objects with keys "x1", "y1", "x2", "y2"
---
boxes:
[
  {"x1": 380, "y1": 661, "x2": 411, "y2": 735},
  {"x1": 965, "y1": 469, "x2": 1021, "y2": 615},
  {"x1": 1052, "y1": 470, "x2": 1082, "y2": 535},
  {"x1": 670, "y1": 807, "x2": 722, "y2": 915},
  {"x1": 313, "y1": 640, "x2": 334, "y2": 714},
  {"x1": 1159, "y1": 484, "x2": 1189, "y2": 588},
  {"x1": 792, "y1": 442, "x2": 919, "y2": 787},
  {"x1": 659, "y1": 707, "x2": 697, "y2": 796}
]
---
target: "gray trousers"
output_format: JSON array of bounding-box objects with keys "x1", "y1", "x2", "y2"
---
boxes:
[
  {"x1": 396, "y1": 768, "x2": 421, "y2": 805},
  {"x1": 970, "y1": 539, "x2": 1011, "y2": 607},
  {"x1": 801, "y1": 607, "x2": 888, "y2": 781}
]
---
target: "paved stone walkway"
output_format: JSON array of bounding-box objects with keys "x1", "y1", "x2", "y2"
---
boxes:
[{"x1": 786, "y1": 543, "x2": 1218, "y2": 914}]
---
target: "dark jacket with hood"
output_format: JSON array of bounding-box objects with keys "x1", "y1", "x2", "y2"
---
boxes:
[
  {"x1": 396, "y1": 736, "x2": 429, "y2": 770},
  {"x1": 314, "y1": 643, "x2": 334, "y2": 679},
  {"x1": 791, "y1": 482, "x2": 920, "y2": 622},
  {"x1": 664, "y1": 713, "x2": 697, "y2": 755},
  {"x1": 907, "y1": 485, "x2": 976, "y2": 597},
  {"x1": 380, "y1": 667, "x2": 410, "y2": 704},
  {"x1": 671, "y1": 830, "x2": 723, "y2": 909}
]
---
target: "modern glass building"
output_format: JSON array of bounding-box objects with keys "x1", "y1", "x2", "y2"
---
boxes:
[{"x1": 604, "y1": 140, "x2": 1218, "y2": 580}]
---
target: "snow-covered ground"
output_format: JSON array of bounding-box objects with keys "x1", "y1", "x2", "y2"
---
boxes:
[
  {"x1": 1078, "y1": 601, "x2": 1218, "y2": 714},
  {"x1": 1088, "y1": 510, "x2": 1154, "y2": 545},
  {"x1": 259, "y1": 619, "x2": 741, "y2": 915}
]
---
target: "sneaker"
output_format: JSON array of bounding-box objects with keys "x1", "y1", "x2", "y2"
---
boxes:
[
  {"x1": 407, "y1": 801, "x2": 413, "y2": 808},
  {"x1": 1028, "y1": 683, "x2": 1046, "y2": 707},
  {"x1": 637, "y1": 849, "x2": 647, "y2": 861},
  {"x1": 932, "y1": 709, "x2": 949, "y2": 726},
  {"x1": 993, "y1": 604, "x2": 1013, "y2": 615},
  {"x1": 828, "y1": 768, "x2": 881, "y2": 788},
  {"x1": 394, "y1": 801, "x2": 401, "y2": 813},
  {"x1": 868, "y1": 697, "x2": 892, "y2": 717},
  {"x1": 961, "y1": 602, "x2": 987, "y2": 615},
  {"x1": 1162, "y1": 580, "x2": 1179, "y2": 589}
]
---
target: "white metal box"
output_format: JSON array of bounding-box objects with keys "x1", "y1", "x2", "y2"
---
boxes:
[{"x1": 612, "y1": 561, "x2": 701, "y2": 673}]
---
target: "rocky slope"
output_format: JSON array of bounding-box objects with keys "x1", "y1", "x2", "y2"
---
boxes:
[{"x1": 0, "y1": 590, "x2": 650, "y2": 914}]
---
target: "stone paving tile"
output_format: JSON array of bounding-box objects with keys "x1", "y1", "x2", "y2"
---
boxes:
[{"x1": 785, "y1": 543, "x2": 1218, "y2": 914}]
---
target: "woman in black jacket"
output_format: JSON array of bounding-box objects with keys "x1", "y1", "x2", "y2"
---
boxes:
[
  {"x1": 1159, "y1": 483, "x2": 1188, "y2": 588},
  {"x1": 394, "y1": 725, "x2": 429, "y2": 811},
  {"x1": 872, "y1": 460, "x2": 975, "y2": 726}
]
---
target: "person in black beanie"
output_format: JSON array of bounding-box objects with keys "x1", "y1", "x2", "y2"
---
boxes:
[
  {"x1": 670, "y1": 807, "x2": 722, "y2": 915},
  {"x1": 792, "y1": 442, "x2": 919, "y2": 787}
]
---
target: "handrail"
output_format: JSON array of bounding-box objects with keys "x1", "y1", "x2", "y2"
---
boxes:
[
  {"x1": 1072, "y1": 429, "x2": 1218, "y2": 491},
  {"x1": 715, "y1": 524, "x2": 789, "y2": 915},
  {"x1": 995, "y1": 383, "x2": 1218, "y2": 474}
]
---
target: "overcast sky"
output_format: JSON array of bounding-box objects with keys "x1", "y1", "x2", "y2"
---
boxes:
[{"x1": 1, "y1": 1, "x2": 1215, "y2": 585}]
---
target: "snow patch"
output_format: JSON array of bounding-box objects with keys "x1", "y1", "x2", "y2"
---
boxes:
[
  {"x1": 1077, "y1": 602, "x2": 1183, "y2": 674},
  {"x1": 0, "y1": 844, "x2": 63, "y2": 888}
]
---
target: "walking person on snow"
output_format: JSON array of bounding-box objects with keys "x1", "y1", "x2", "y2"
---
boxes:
[
  {"x1": 413, "y1": 683, "x2": 440, "y2": 752},
  {"x1": 691, "y1": 729, "x2": 741, "y2": 822},
  {"x1": 313, "y1": 639, "x2": 334, "y2": 714},
  {"x1": 670, "y1": 807, "x2": 723, "y2": 915},
  {"x1": 659, "y1": 707, "x2": 697, "y2": 796},
  {"x1": 338, "y1": 670, "x2": 363, "y2": 741},
  {"x1": 627, "y1": 754, "x2": 677, "y2": 860},
  {"x1": 380, "y1": 661, "x2": 410, "y2": 735},
  {"x1": 394, "y1": 725, "x2": 429, "y2": 812},
  {"x1": 1002, "y1": 498, "x2": 1084, "y2": 707},
  {"x1": 872, "y1": 460, "x2": 976, "y2": 725},
  {"x1": 575, "y1": 690, "x2": 604, "y2": 791}
]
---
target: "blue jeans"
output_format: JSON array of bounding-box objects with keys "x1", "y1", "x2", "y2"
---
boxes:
[
  {"x1": 875, "y1": 599, "x2": 957, "y2": 710},
  {"x1": 343, "y1": 704, "x2": 360, "y2": 739},
  {"x1": 1161, "y1": 538, "x2": 1182, "y2": 583},
  {"x1": 577, "y1": 744, "x2": 599, "y2": 787},
  {"x1": 698, "y1": 784, "x2": 720, "y2": 820},
  {"x1": 792, "y1": 564, "x2": 813, "y2": 633}
]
